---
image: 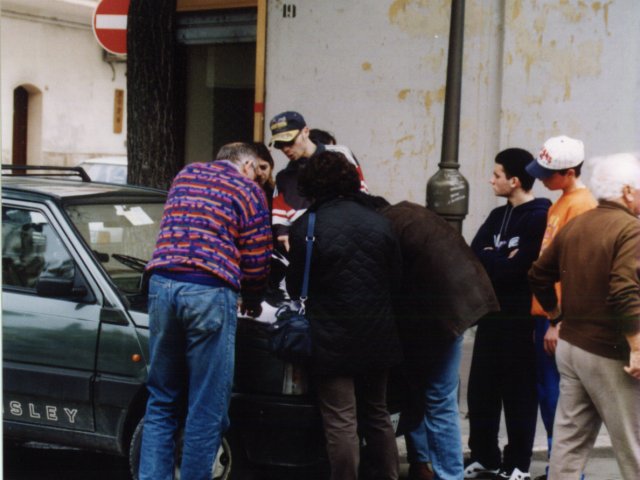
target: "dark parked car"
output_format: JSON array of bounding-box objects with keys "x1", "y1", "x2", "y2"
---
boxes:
[{"x1": 1, "y1": 166, "x2": 404, "y2": 479}]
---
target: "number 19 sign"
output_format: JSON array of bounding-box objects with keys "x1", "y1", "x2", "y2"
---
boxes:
[{"x1": 93, "y1": 0, "x2": 130, "y2": 56}]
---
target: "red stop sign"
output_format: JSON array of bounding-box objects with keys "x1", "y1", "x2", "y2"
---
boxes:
[{"x1": 93, "y1": 0, "x2": 130, "y2": 55}]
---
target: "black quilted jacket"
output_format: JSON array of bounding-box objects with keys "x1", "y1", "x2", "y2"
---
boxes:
[{"x1": 286, "y1": 195, "x2": 403, "y2": 376}]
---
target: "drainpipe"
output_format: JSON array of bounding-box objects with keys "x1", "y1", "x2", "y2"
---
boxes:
[{"x1": 426, "y1": 0, "x2": 469, "y2": 233}]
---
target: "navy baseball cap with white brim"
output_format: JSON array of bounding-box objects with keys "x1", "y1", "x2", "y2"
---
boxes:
[{"x1": 269, "y1": 111, "x2": 306, "y2": 146}]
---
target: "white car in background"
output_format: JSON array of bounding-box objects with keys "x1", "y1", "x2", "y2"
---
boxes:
[{"x1": 78, "y1": 156, "x2": 127, "y2": 184}]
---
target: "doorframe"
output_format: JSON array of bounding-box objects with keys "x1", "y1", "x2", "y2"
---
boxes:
[
  {"x1": 12, "y1": 86, "x2": 28, "y2": 167},
  {"x1": 12, "y1": 84, "x2": 43, "y2": 167},
  {"x1": 177, "y1": 0, "x2": 267, "y2": 142}
]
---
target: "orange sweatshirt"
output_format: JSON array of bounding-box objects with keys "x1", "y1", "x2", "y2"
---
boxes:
[{"x1": 531, "y1": 187, "x2": 597, "y2": 316}]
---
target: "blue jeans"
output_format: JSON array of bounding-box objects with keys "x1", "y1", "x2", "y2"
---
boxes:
[
  {"x1": 139, "y1": 274, "x2": 238, "y2": 480},
  {"x1": 405, "y1": 335, "x2": 464, "y2": 479}
]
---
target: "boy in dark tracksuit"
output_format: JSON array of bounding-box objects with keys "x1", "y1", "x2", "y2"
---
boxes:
[{"x1": 465, "y1": 148, "x2": 551, "y2": 480}]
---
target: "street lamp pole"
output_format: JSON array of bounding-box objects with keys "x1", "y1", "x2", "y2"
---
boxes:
[{"x1": 426, "y1": 0, "x2": 469, "y2": 233}]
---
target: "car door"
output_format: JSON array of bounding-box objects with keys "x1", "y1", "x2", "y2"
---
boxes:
[{"x1": 2, "y1": 202, "x2": 102, "y2": 432}]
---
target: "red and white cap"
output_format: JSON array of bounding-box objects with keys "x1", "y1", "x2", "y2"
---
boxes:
[{"x1": 526, "y1": 135, "x2": 585, "y2": 179}]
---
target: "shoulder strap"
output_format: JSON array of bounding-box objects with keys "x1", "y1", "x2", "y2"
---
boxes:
[{"x1": 299, "y1": 212, "x2": 315, "y2": 312}]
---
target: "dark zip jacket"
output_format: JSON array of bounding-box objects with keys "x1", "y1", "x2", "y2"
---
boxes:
[
  {"x1": 471, "y1": 197, "x2": 551, "y2": 316},
  {"x1": 272, "y1": 144, "x2": 367, "y2": 238}
]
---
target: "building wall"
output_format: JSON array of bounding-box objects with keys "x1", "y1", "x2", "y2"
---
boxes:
[
  {"x1": 2, "y1": 0, "x2": 638, "y2": 240},
  {"x1": 264, "y1": 0, "x2": 640, "y2": 239},
  {"x1": 1, "y1": 8, "x2": 127, "y2": 167}
]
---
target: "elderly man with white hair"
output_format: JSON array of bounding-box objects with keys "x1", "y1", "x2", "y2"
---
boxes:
[{"x1": 528, "y1": 152, "x2": 640, "y2": 480}]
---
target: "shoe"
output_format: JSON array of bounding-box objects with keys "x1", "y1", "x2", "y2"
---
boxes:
[
  {"x1": 463, "y1": 460, "x2": 500, "y2": 479},
  {"x1": 496, "y1": 468, "x2": 531, "y2": 480},
  {"x1": 408, "y1": 461, "x2": 435, "y2": 480}
]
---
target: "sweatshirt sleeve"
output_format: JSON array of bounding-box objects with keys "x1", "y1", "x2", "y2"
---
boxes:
[
  {"x1": 238, "y1": 186, "x2": 273, "y2": 304},
  {"x1": 472, "y1": 208, "x2": 547, "y2": 285},
  {"x1": 271, "y1": 182, "x2": 295, "y2": 238},
  {"x1": 528, "y1": 234, "x2": 561, "y2": 313},
  {"x1": 607, "y1": 223, "x2": 640, "y2": 335},
  {"x1": 285, "y1": 216, "x2": 306, "y2": 300}
]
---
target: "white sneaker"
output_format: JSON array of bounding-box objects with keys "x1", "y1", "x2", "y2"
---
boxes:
[
  {"x1": 463, "y1": 461, "x2": 500, "y2": 479},
  {"x1": 500, "y1": 468, "x2": 531, "y2": 480}
]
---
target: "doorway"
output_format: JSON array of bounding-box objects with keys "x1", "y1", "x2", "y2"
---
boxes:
[{"x1": 177, "y1": 9, "x2": 258, "y2": 163}]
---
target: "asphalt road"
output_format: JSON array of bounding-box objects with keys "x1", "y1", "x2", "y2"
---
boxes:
[
  {"x1": 3, "y1": 442, "x2": 622, "y2": 480},
  {"x1": 3, "y1": 443, "x2": 130, "y2": 480}
]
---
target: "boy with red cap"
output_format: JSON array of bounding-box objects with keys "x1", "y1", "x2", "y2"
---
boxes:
[{"x1": 525, "y1": 135, "x2": 597, "y2": 480}]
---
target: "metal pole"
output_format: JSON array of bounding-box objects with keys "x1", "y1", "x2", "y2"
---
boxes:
[{"x1": 426, "y1": 0, "x2": 469, "y2": 233}]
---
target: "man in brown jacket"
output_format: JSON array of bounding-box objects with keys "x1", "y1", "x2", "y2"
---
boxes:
[
  {"x1": 369, "y1": 198, "x2": 499, "y2": 480},
  {"x1": 528, "y1": 152, "x2": 640, "y2": 480}
]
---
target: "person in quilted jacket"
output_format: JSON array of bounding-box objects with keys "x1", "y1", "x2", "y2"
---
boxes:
[{"x1": 286, "y1": 150, "x2": 402, "y2": 480}]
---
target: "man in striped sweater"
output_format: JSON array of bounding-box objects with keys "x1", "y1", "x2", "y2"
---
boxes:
[
  {"x1": 268, "y1": 111, "x2": 367, "y2": 252},
  {"x1": 139, "y1": 142, "x2": 272, "y2": 480}
]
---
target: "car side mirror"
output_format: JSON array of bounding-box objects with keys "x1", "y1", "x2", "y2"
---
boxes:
[{"x1": 36, "y1": 276, "x2": 87, "y2": 298}]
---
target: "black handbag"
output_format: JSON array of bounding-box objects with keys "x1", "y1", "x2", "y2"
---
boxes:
[{"x1": 267, "y1": 212, "x2": 315, "y2": 363}]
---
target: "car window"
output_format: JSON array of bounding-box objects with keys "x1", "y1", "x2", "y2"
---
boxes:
[
  {"x1": 65, "y1": 202, "x2": 164, "y2": 311},
  {"x1": 2, "y1": 207, "x2": 75, "y2": 291}
]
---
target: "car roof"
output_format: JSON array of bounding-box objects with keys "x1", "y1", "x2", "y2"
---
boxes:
[
  {"x1": 2, "y1": 175, "x2": 166, "y2": 204},
  {"x1": 79, "y1": 156, "x2": 127, "y2": 166}
]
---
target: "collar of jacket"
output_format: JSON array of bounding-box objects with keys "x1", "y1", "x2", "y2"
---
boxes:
[{"x1": 598, "y1": 199, "x2": 637, "y2": 217}]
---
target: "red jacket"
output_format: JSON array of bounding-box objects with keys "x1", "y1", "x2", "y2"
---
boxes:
[{"x1": 272, "y1": 144, "x2": 367, "y2": 238}]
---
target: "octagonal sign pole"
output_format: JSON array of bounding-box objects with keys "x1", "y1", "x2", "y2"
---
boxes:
[{"x1": 93, "y1": 0, "x2": 130, "y2": 56}]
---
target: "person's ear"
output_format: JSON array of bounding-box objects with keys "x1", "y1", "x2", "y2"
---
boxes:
[
  {"x1": 623, "y1": 185, "x2": 635, "y2": 203},
  {"x1": 242, "y1": 159, "x2": 256, "y2": 179}
]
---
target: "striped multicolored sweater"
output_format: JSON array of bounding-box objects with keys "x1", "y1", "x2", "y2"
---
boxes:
[{"x1": 146, "y1": 161, "x2": 272, "y2": 302}]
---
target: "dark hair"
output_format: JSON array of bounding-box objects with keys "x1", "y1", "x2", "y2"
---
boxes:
[
  {"x1": 495, "y1": 148, "x2": 536, "y2": 191},
  {"x1": 251, "y1": 142, "x2": 274, "y2": 168},
  {"x1": 298, "y1": 151, "x2": 360, "y2": 200},
  {"x1": 555, "y1": 162, "x2": 583, "y2": 177},
  {"x1": 309, "y1": 128, "x2": 336, "y2": 145}
]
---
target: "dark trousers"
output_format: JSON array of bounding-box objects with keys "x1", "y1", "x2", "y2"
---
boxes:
[
  {"x1": 467, "y1": 315, "x2": 538, "y2": 472},
  {"x1": 315, "y1": 369, "x2": 399, "y2": 480}
]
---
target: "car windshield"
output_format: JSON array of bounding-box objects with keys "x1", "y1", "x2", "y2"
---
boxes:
[{"x1": 65, "y1": 202, "x2": 164, "y2": 310}]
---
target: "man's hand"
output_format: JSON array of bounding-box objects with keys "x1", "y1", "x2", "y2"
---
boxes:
[
  {"x1": 624, "y1": 333, "x2": 640, "y2": 379},
  {"x1": 239, "y1": 300, "x2": 262, "y2": 318},
  {"x1": 624, "y1": 350, "x2": 640, "y2": 379},
  {"x1": 544, "y1": 323, "x2": 560, "y2": 356},
  {"x1": 277, "y1": 235, "x2": 290, "y2": 252}
]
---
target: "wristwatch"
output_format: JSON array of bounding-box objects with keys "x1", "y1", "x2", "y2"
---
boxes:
[{"x1": 549, "y1": 312, "x2": 563, "y2": 327}]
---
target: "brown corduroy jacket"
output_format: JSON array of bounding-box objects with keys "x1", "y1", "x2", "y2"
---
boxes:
[
  {"x1": 381, "y1": 201, "x2": 500, "y2": 339},
  {"x1": 529, "y1": 200, "x2": 640, "y2": 360}
]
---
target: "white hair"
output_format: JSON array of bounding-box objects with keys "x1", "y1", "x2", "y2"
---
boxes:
[{"x1": 589, "y1": 152, "x2": 640, "y2": 201}]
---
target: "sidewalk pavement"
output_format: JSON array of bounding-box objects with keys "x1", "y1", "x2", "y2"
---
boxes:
[{"x1": 396, "y1": 329, "x2": 621, "y2": 479}]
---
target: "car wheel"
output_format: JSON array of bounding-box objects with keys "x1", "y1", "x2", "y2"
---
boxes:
[{"x1": 129, "y1": 418, "x2": 237, "y2": 480}]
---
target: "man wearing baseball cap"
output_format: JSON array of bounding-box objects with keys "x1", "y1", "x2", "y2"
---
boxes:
[
  {"x1": 525, "y1": 135, "x2": 597, "y2": 480},
  {"x1": 268, "y1": 111, "x2": 367, "y2": 252}
]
